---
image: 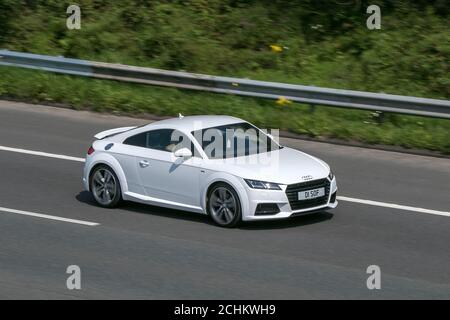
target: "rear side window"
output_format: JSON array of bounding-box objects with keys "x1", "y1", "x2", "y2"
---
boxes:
[{"x1": 123, "y1": 131, "x2": 147, "y2": 147}]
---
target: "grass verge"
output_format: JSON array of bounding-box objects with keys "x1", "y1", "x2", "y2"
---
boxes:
[{"x1": 1, "y1": 66, "x2": 449, "y2": 154}]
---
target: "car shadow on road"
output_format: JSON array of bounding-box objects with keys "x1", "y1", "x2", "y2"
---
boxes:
[
  {"x1": 76, "y1": 191, "x2": 215, "y2": 225},
  {"x1": 76, "y1": 191, "x2": 333, "y2": 230}
]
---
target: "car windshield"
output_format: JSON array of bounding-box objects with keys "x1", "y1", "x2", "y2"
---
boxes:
[{"x1": 192, "y1": 122, "x2": 281, "y2": 159}]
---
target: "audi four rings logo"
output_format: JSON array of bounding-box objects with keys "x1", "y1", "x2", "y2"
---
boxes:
[{"x1": 302, "y1": 175, "x2": 313, "y2": 181}]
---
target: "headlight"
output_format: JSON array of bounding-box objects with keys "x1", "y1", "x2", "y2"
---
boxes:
[
  {"x1": 245, "y1": 179, "x2": 281, "y2": 190},
  {"x1": 328, "y1": 171, "x2": 334, "y2": 180}
]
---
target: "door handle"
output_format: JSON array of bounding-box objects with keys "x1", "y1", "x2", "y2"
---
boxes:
[{"x1": 139, "y1": 160, "x2": 150, "y2": 168}]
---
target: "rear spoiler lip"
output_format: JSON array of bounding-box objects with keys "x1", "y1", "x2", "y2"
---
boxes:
[{"x1": 94, "y1": 126, "x2": 137, "y2": 140}]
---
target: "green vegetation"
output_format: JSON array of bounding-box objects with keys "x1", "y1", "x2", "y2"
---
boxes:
[
  {"x1": 1, "y1": 66, "x2": 449, "y2": 153},
  {"x1": 0, "y1": 1, "x2": 449, "y2": 152}
]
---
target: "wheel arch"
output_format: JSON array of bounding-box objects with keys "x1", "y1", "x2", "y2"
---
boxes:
[
  {"x1": 201, "y1": 173, "x2": 249, "y2": 218},
  {"x1": 86, "y1": 153, "x2": 129, "y2": 194}
]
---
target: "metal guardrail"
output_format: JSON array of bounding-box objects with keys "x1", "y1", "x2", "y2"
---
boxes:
[{"x1": 1, "y1": 49, "x2": 449, "y2": 119}]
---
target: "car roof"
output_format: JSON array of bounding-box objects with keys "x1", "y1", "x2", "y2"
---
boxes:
[{"x1": 142, "y1": 115, "x2": 245, "y2": 133}]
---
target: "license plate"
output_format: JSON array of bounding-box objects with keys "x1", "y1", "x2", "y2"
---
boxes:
[{"x1": 298, "y1": 187, "x2": 325, "y2": 200}]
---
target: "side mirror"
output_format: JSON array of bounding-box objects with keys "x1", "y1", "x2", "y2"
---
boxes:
[{"x1": 174, "y1": 147, "x2": 192, "y2": 158}]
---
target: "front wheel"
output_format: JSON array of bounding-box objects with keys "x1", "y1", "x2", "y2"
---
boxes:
[
  {"x1": 90, "y1": 165, "x2": 122, "y2": 208},
  {"x1": 207, "y1": 183, "x2": 242, "y2": 228}
]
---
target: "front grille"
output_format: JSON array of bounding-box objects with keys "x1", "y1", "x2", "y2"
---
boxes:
[{"x1": 285, "y1": 178, "x2": 330, "y2": 211}]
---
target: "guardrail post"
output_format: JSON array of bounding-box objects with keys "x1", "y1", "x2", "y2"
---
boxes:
[
  {"x1": 309, "y1": 104, "x2": 316, "y2": 113},
  {"x1": 372, "y1": 111, "x2": 385, "y2": 123}
]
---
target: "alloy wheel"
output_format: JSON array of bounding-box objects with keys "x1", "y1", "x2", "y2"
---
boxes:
[
  {"x1": 209, "y1": 187, "x2": 238, "y2": 225},
  {"x1": 92, "y1": 168, "x2": 117, "y2": 206}
]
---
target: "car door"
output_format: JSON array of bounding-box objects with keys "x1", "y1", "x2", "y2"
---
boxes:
[
  {"x1": 135, "y1": 129, "x2": 202, "y2": 209},
  {"x1": 113, "y1": 133, "x2": 149, "y2": 196}
]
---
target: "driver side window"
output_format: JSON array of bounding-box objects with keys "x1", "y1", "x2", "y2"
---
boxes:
[{"x1": 124, "y1": 129, "x2": 199, "y2": 156}]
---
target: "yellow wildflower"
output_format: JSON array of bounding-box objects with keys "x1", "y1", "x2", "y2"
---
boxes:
[
  {"x1": 276, "y1": 96, "x2": 292, "y2": 106},
  {"x1": 270, "y1": 45, "x2": 283, "y2": 53}
]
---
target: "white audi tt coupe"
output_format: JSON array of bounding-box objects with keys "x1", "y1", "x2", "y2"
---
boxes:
[{"x1": 83, "y1": 115, "x2": 337, "y2": 227}]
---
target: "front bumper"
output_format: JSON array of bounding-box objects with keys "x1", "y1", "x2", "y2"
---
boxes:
[{"x1": 242, "y1": 177, "x2": 338, "y2": 221}]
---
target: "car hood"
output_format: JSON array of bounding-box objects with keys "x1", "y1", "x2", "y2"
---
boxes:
[{"x1": 205, "y1": 147, "x2": 330, "y2": 185}]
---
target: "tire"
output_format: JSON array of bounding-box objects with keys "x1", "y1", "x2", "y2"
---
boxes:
[
  {"x1": 207, "y1": 182, "x2": 242, "y2": 228},
  {"x1": 89, "y1": 164, "x2": 122, "y2": 208}
]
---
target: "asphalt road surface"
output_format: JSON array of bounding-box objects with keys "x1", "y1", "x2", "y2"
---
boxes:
[{"x1": 0, "y1": 100, "x2": 449, "y2": 299}]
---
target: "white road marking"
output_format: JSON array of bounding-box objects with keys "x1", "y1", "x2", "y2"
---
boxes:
[
  {"x1": 337, "y1": 196, "x2": 450, "y2": 218},
  {"x1": 0, "y1": 206, "x2": 99, "y2": 226},
  {"x1": 0, "y1": 145, "x2": 85, "y2": 162},
  {"x1": 0, "y1": 144, "x2": 448, "y2": 219}
]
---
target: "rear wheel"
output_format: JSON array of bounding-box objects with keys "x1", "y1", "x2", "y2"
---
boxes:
[
  {"x1": 207, "y1": 183, "x2": 242, "y2": 228},
  {"x1": 90, "y1": 165, "x2": 122, "y2": 208}
]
